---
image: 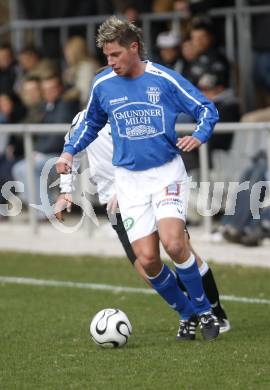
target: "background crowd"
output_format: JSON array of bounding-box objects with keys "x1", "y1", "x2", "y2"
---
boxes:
[{"x1": 0, "y1": 0, "x2": 270, "y2": 246}]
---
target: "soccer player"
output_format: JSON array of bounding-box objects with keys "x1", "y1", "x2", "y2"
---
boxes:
[
  {"x1": 55, "y1": 111, "x2": 230, "y2": 333},
  {"x1": 56, "y1": 17, "x2": 220, "y2": 341}
]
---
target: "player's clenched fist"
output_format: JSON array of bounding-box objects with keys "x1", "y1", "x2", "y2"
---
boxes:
[{"x1": 56, "y1": 152, "x2": 73, "y2": 174}]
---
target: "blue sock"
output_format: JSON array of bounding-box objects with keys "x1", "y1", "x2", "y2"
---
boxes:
[
  {"x1": 148, "y1": 263, "x2": 194, "y2": 320},
  {"x1": 174, "y1": 255, "x2": 211, "y2": 316}
]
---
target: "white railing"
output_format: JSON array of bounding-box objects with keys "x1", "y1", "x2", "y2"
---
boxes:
[{"x1": 0, "y1": 122, "x2": 270, "y2": 234}]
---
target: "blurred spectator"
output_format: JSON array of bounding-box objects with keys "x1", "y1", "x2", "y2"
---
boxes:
[
  {"x1": 214, "y1": 97, "x2": 270, "y2": 245},
  {"x1": 20, "y1": 76, "x2": 44, "y2": 124},
  {"x1": 180, "y1": 39, "x2": 199, "y2": 70},
  {"x1": 175, "y1": 0, "x2": 235, "y2": 46},
  {"x1": 155, "y1": 30, "x2": 182, "y2": 71},
  {"x1": 0, "y1": 1, "x2": 9, "y2": 25},
  {"x1": 162, "y1": 1, "x2": 232, "y2": 47},
  {"x1": 197, "y1": 70, "x2": 240, "y2": 159},
  {"x1": 182, "y1": 18, "x2": 230, "y2": 88},
  {"x1": 225, "y1": 104, "x2": 270, "y2": 179},
  {"x1": 250, "y1": 0, "x2": 270, "y2": 107},
  {"x1": 221, "y1": 151, "x2": 270, "y2": 247},
  {"x1": 15, "y1": 45, "x2": 58, "y2": 93},
  {"x1": 152, "y1": 0, "x2": 174, "y2": 12},
  {"x1": 0, "y1": 93, "x2": 26, "y2": 209},
  {"x1": 241, "y1": 105, "x2": 270, "y2": 123},
  {"x1": 0, "y1": 93, "x2": 26, "y2": 125},
  {"x1": 177, "y1": 65, "x2": 240, "y2": 172},
  {"x1": 151, "y1": 0, "x2": 178, "y2": 48},
  {"x1": 39, "y1": 74, "x2": 79, "y2": 126},
  {"x1": 240, "y1": 206, "x2": 270, "y2": 247},
  {"x1": 0, "y1": 44, "x2": 17, "y2": 95},
  {"x1": 172, "y1": 0, "x2": 193, "y2": 41},
  {"x1": 12, "y1": 74, "x2": 79, "y2": 218},
  {"x1": 173, "y1": 0, "x2": 191, "y2": 15},
  {"x1": 121, "y1": 2, "x2": 141, "y2": 26},
  {"x1": 63, "y1": 36, "x2": 100, "y2": 108}
]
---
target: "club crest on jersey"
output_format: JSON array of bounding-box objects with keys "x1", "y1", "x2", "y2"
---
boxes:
[{"x1": 146, "y1": 87, "x2": 161, "y2": 104}]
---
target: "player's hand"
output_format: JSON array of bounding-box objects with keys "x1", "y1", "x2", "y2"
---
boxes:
[
  {"x1": 56, "y1": 152, "x2": 73, "y2": 174},
  {"x1": 176, "y1": 136, "x2": 202, "y2": 152},
  {"x1": 54, "y1": 193, "x2": 73, "y2": 221},
  {"x1": 106, "y1": 194, "x2": 118, "y2": 214}
]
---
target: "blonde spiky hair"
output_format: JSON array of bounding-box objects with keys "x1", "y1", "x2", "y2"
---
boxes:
[{"x1": 96, "y1": 16, "x2": 146, "y2": 60}]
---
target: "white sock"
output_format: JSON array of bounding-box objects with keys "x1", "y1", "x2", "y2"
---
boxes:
[
  {"x1": 199, "y1": 260, "x2": 209, "y2": 277},
  {"x1": 174, "y1": 254, "x2": 195, "y2": 269}
]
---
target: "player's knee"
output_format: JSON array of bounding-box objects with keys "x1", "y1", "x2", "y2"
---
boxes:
[
  {"x1": 138, "y1": 253, "x2": 160, "y2": 275},
  {"x1": 163, "y1": 238, "x2": 186, "y2": 260},
  {"x1": 139, "y1": 254, "x2": 156, "y2": 268}
]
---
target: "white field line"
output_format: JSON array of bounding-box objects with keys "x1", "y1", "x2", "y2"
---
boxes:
[{"x1": 0, "y1": 276, "x2": 270, "y2": 305}]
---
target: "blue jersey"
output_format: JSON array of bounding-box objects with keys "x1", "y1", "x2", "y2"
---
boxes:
[{"x1": 64, "y1": 61, "x2": 219, "y2": 171}]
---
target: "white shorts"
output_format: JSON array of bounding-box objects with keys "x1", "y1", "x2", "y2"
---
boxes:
[{"x1": 115, "y1": 155, "x2": 190, "y2": 243}]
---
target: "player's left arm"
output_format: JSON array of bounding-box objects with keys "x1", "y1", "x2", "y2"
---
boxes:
[
  {"x1": 172, "y1": 73, "x2": 219, "y2": 151},
  {"x1": 176, "y1": 135, "x2": 201, "y2": 152}
]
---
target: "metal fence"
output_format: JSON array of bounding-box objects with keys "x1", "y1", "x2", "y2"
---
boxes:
[
  {"x1": 1, "y1": 3, "x2": 270, "y2": 110},
  {"x1": 0, "y1": 122, "x2": 270, "y2": 235}
]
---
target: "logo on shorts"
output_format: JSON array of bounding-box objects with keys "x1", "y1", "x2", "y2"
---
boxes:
[
  {"x1": 166, "y1": 183, "x2": 180, "y2": 196},
  {"x1": 177, "y1": 207, "x2": 183, "y2": 215},
  {"x1": 123, "y1": 217, "x2": 134, "y2": 231}
]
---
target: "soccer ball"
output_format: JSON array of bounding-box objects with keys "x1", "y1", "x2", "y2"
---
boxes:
[{"x1": 90, "y1": 308, "x2": 132, "y2": 348}]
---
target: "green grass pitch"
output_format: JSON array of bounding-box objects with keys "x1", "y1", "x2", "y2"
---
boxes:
[{"x1": 0, "y1": 252, "x2": 270, "y2": 390}]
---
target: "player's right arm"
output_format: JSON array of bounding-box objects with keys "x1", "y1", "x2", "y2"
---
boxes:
[
  {"x1": 54, "y1": 193, "x2": 73, "y2": 221},
  {"x1": 63, "y1": 83, "x2": 107, "y2": 156},
  {"x1": 55, "y1": 111, "x2": 86, "y2": 219},
  {"x1": 55, "y1": 150, "x2": 83, "y2": 220},
  {"x1": 56, "y1": 81, "x2": 108, "y2": 174}
]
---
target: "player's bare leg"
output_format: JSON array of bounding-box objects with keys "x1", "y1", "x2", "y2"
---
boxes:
[
  {"x1": 133, "y1": 259, "x2": 152, "y2": 287},
  {"x1": 110, "y1": 212, "x2": 229, "y2": 332},
  {"x1": 132, "y1": 235, "x2": 229, "y2": 332},
  {"x1": 131, "y1": 231, "x2": 196, "y2": 340},
  {"x1": 131, "y1": 232, "x2": 162, "y2": 276},
  {"x1": 158, "y1": 217, "x2": 219, "y2": 341}
]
